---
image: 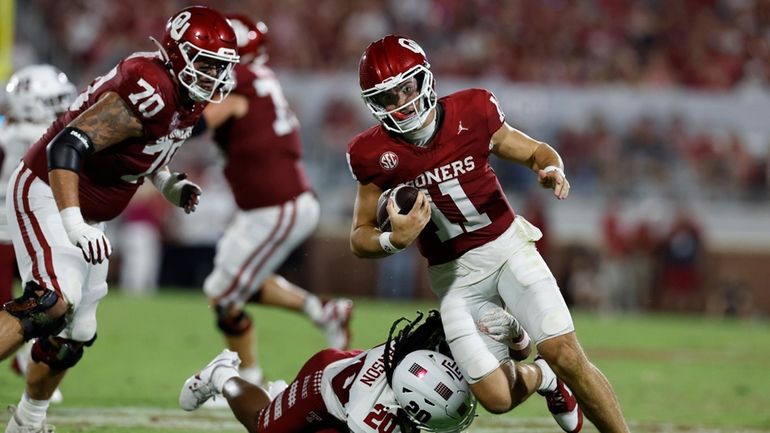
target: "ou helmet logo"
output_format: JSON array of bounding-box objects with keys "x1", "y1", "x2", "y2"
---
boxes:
[
  {"x1": 379, "y1": 151, "x2": 399, "y2": 171},
  {"x1": 398, "y1": 38, "x2": 425, "y2": 56},
  {"x1": 170, "y1": 11, "x2": 192, "y2": 41}
]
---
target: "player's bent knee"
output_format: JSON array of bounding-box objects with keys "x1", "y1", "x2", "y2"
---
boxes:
[
  {"x1": 31, "y1": 334, "x2": 96, "y2": 371},
  {"x1": 2, "y1": 281, "x2": 69, "y2": 341},
  {"x1": 216, "y1": 306, "x2": 253, "y2": 336}
]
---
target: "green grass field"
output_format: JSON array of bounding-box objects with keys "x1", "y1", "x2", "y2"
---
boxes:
[{"x1": 1, "y1": 290, "x2": 769, "y2": 432}]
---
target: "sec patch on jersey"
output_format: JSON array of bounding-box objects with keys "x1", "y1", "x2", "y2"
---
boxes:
[{"x1": 377, "y1": 185, "x2": 420, "y2": 232}]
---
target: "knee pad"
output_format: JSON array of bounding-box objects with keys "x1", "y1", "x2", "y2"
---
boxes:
[
  {"x1": 2, "y1": 281, "x2": 68, "y2": 341},
  {"x1": 31, "y1": 334, "x2": 96, "y2": 371},
  {"x1": 215, "y1": 306, "x2": 252, "y2": 336}
]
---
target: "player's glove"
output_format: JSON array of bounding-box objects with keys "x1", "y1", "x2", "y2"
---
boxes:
[
  {"x1": 60, "y1": 207, "x2": 112, "y2": 265},
  {"x1": 476, "y1": 306, "x2": 531, "y2": 352},
  {"x1": 152, "y1": 170, "x2": 201, "y2": 214}
]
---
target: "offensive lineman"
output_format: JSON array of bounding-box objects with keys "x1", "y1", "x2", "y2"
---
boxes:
[{"x1": 0, "y1": 7, "x2": 240, "y2": 432}]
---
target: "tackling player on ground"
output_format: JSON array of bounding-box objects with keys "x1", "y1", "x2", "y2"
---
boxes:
[
  {"x1": 180, "y1": 310, "x2": 474, "y2": 433},
  {"x1": 347, "y1": 35, "x2": 630, "y2": 433},
  {"x1": 192, "y1": 14, "x2": 353, "y2": 391},
  {"x1": 0, "y1": 6, "x2": 240, "y2": 432}
]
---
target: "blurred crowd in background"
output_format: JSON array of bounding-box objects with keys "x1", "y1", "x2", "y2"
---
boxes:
[
  {"x1": 4, "y1": 0, "x2": 769, "y2": 317},
  {"x1": 16, "y1": 0, "x2": 770, "y2": 90}
]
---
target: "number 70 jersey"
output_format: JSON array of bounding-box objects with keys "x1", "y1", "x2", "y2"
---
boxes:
[
  {"x1": 347, "y1": 88, "x2": 516, "y2": 265},
  {"x1": 23, "y1": 52, "x2": 205, "y2": 222}
]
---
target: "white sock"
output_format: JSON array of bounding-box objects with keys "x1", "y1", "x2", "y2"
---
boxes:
[
  {"x1": 239, "y1": 365, "x2": 264, "y2": 386},
  {"x1": 211, "y1": 366, "x2": 240, "y2": 394},
  {"x1": 535, "y1": 358, "x2": 557, "y2": 393},
  {"x1": 15, "y1": 393, "x2": 50, "y2": 426},
  {"x1": 302, "y1": 295, "x2": 323, "y2": 324}
]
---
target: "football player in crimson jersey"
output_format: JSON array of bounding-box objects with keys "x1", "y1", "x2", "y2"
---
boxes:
[
  {"x1": 347, "y1": 36, "x2": 630, "y2": 433},
  {"x1": 192, "y1": 14, "x2": 353, "y2": 392},
  {"x1": 180, "y1": 310, "x2": 473, "y2": 433},
  {"x1": 0, "y1": 6, "x2": 239, "y2": 432},
  {"x1": 0, "y1": 64, "x2": 76, "y2": 405}
]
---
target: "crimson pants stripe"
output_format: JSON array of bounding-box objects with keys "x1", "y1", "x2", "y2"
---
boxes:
[
  {"x1": 237, "y1": 200, "x2": 297, "y2": 300},
  {"x1": 14, "y1": 167, "x2": 61, "y2": 294},
  {"x1": 216, "y1": 204, "x2": 286, "y2": 303}
]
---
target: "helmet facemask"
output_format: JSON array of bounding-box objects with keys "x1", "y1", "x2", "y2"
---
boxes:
[
  {"x1": 362, "y1": 65, "x2": 437, "y2": 134},
  {"x1": 176, "y1": 41, "x2": 239, "y2": 103},
  {"x1": 391, "y1": 351, "x2": 477, "y2": 433}
]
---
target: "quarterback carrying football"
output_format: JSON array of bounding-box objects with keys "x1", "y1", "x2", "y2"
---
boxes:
[
  {"x1": 347, "y1": 35, "x2": 630, "y2": 433},
  {"x1": 0, "y1": 6, "x2": 239, "y2": 432}
]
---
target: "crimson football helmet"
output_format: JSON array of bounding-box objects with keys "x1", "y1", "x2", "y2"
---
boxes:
[
  {"x1": 392, "y1": 350, "x2": 477, "y2": 433},
  {"x1": 226, "y1": 14, "x2": 269, "y2": 65},
  {"x1": 160, "y1": 6, "x2": 240, "y2": 103},
  {"x1": 5, "y1": 64, "x2": 76, "y2": 123},
  {"x1": 359, "y1": 35, "x2": 437, "y2": 134}
]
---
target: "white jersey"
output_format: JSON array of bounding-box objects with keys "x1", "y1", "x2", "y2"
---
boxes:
[
  {"x1": 0, "y1": 121, "x2": 47, "y2": 241},
  {"x1": 322, "y1": 344, "x2": 403, "y2": 433}
]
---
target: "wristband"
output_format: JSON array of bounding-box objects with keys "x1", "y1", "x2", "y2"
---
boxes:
[
  {"x1": 60, "y1": 206, "x2": 85, "y2": 228},
  {"x1": 151, "y1": 170, "x2": 172, "y2": 190},
  {"x1": 378, "y1": 232, "x2": 403, "y2": 254},
  {"x1": 542, "y1": 165, "x2": 565, "y2": 177}
]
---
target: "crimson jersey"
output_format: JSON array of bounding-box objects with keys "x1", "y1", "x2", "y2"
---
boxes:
[
  {"x1": 347, "y1": 89, "x2": 515, "y2": 265},
  {"x1": 213, "y1": 62, "x2": 310, "y2": 210},
  {"x1": 23, "y1": 52, "x2": 205, "y2": 222}
]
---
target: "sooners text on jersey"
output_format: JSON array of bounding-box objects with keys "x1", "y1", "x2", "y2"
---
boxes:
[
  {"x1": 22, "y1": 52, "x2": 206, "y2": 222},
  {"x1": 213, "y1": 63, "x2": 309, "y2": 209},
  {"x1": 347, "y1": 89, "x2": 515, "y2": 265}
]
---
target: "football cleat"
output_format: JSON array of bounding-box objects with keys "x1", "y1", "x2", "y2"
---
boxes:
[
  {"x1": 318, "y1": 298, "x2": 353, "y2": 350},
  {"x1": 536, "y1": 357, "x2": 583, "y2": 433},
  {"x1": 179, "y1": 350, "x2": 240, "y2": 411},
  {"x1": 5, "y1": 406, "x2": 55, "y2": 433}
]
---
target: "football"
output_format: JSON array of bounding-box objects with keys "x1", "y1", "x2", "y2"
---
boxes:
[{"x1": 376, "y1": 185, "x2": 420, "y2": 232}]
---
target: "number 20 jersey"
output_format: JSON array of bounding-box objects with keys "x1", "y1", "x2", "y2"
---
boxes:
[
  {"x1": 23, "y1": 52, "x2": 206, "y2": 222},
  {"x1": 347, "y1": 89, "x2": 516, "y2": 265}
]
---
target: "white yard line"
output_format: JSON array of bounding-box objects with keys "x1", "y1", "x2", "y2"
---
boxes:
[{"x1": 0, "y1": 407, "x2": 767, "y2": 432}]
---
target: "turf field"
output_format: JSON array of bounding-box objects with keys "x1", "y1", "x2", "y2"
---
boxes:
[{"x1": 0, "y1": 290, "x2": 768, "y2": 432}]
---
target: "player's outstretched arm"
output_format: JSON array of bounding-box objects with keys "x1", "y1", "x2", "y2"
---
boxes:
[
  {"x1": 490, "y1": 122, "x2": 570, "y2": 200},
  {"x1": 151, "y1": 167, "x2": 201, "y2": 214},
  {"x1": 202, "y1": 93, "x2": 248, "y2": 130}
]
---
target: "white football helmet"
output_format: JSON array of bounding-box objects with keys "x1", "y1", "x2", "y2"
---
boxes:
[
  {"x1": 5, "y1": 64, "x2": 76, "y2": 123},
  {"x1": 392, "y1": 350, "x2": 476, "y2": 433}
]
